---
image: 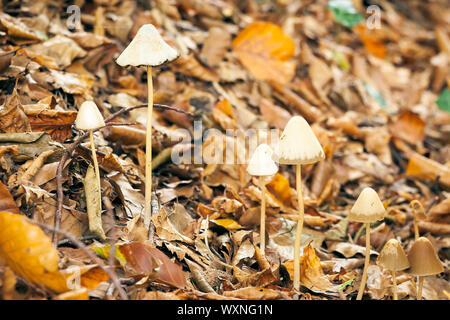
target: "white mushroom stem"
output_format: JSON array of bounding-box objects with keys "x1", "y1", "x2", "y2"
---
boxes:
[
  {"x1": 144, "y1": 66, "x2": 154, "y2": 234},
  {"x1": 89, "y1": 130, "x2": 102, "y2": 213},
  {"x1": 260, "y1": 179, "x2": 267, "y2": 255},
  {"x1": 293, "y1": 164, "x2": 305, "y2": 291},
  {"x1": 391, "y1": 271, "x2": 398, "y2": 300},
  {"x1": 357, "y1": 223, "x2": 371, "y2": 300},
  {"x1": 417, "y1": 276, "x2": 423, "y2": 300}
]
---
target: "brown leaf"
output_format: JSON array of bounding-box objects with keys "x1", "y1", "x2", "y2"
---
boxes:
[
  {"x1": 0, "y1": 181, "x2": 19, "y2": 214},
  {"x1": 0, "y1": 89, "x2": 31, "y2": 133},
  {"x1": 389, "y1": 110, "x2": 425, "y2": 145},
  {"x1": 119, "y1": 242, "x2": 187, "y2": 288},
  {"x1": 172, "y1": 53, "x2": 219, "y2": 82},
  {"x1": 25, "y1": 109, "x2": 77, "y2": 143}
]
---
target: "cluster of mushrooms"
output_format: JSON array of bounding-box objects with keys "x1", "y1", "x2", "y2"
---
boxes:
[{"x1": 73, "y1": 24, "x2": 444, "y2": 300}]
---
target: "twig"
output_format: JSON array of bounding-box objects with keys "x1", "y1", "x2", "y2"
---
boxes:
[{"x1": 34, "y1": 222, "x2": 128, "y2": 300}]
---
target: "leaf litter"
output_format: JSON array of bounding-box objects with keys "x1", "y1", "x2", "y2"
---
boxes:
[{"x1": 0, "y1": 0, "x2": 449, "y2": 300}]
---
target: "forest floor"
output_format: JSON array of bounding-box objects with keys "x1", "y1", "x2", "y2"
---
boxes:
[{"x1": 0, "y1": 0, "x2": 449, "y2": 300}]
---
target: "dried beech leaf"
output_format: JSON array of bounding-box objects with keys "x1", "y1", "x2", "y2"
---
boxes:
[
  {"x1": 232, "y1": 22, "x2": 295, "y2": 85},
  {"x1": 0, "y1": 211, "x2": 68, "y2": 293}
]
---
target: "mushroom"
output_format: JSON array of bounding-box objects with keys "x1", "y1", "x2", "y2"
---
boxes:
[
  {"x1": 410, "y1": 200, "x2": 427, "y2": 240},
  {"x1": 348, "y1": 187, "x2": 386, "y2": 300},
  {"x1": 376, "y1": 239, "x2": 410, "y2": 300},
  {"x1": 75, "y1": 101, "x2": 106, "y2": 238},
  {"x1": 407, "y1": 237, "x2": 444, "y2": 300},
  {"x1": 274, "y1": 116, "x2": 325, "y2": 291},
  {"x1": 116, "y1": 24, "x2": 179, "y2": 234},
  {"x1": 247, "y1": 144, "x2": 278, "y2": 255}
]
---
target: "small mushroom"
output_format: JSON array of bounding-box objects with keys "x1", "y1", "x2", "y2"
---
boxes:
[
  {"x1": 116, "y1": 24, "x2": 179, "y2": 234},
  {"x1": 274, "y1": 116, "x2": 325, "y2": 291},
  {"x1": 410, "y1": 200, "x2": 427, "y2": 240},
  {"x1": 407, "y1": 237, "x2": 444, "y2": 300},
  {"x1": 247, "y1": 144, "x2": 278, "y2": 255},
  {"x1": 348, "y1": 187, "x2": 386, "y2": 300},
  {"x1": 377, "y1": 239, "x2": 410, "y2": 300},
  {"x1": 75, "y1": 101, "x2": 105, "y2": 239}
]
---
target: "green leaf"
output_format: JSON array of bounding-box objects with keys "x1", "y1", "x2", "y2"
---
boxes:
[
  {"x1": 332, "y1": 51, "x2": 350, "y2": 71},
  {"x1": 92, "y1": 244, "x2": 127, "y2": 266},
  {"x1": 327, "y1": 0, "x2": 364, "y2": 28},
  {"x1": 436, "y1": 88, "x2": 450, "y2": 113},
  {"x1": 365, "y1": 83, "x2": 387, "y2": 108},
  {"x1": 338, "y1": 278, "x2": 354, "y2": 290}
]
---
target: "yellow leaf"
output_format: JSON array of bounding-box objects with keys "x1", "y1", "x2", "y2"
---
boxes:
[
  {"x1": 0, "y1": 211, "x2": 68, "y2": 293},
  {"x1": 213, "y1": 218, "x2": 243, "y2": 230},
  {"x1": 284, "y1": 244, "x2": 334, "y2": 292},
  {"x1": 232, "y1": 22, "x2": 295, "y2": 85},
  {"x1": 266, "y1": 173, "x2": 292, "y2": 206}
]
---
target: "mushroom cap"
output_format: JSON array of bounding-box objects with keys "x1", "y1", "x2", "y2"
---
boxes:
[
  {"x1": 376, "y1": 239, "x2": 410, "y2": 272},
  {"x1": 116, "y1": 24, "x2": 179, "y2": 67},
  {"x1": 273, "y1": 116, "x2": 325, "y2": 165},
  {"x1": 75, "y1": 101, "x2": 105, "y2": 131},
  {"x1": 407, "y1": 237, "x2": 444, "y2": 276},
  {"x1": 247, "y1": 144, "x2": 278, "y2": 177},
  {"x1": 348, "y1": 187, "x2": 386, "y2": 223}
]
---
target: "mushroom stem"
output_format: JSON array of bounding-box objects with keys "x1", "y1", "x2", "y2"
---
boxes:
[
  {"x1": 357, "y1": 222, "x2": 371, "y2": 300},
  {"x1": 260, "y1": 179, "x2": 267, "y2": 255},
  {"x1": 89, "y1": 130, "x2": 102, "y2": 213},
  {"x1": 293, "y1": 164, "x2": 304, "y2": 291},
  {"x1": 413, "y1": 216, "x2": 419, "y2": 241},
  {"x1": 144, "y1": 66, "x2": 154, "y2": 234},
  {"x1": 417, "y1": 276, "x2": 423, "y2": 300},
  {"x1": 391, "y1": 270, "x2": 398, "y2": 300}
]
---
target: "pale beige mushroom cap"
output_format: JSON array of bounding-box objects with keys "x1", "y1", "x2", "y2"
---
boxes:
[
  {"x1": 274, "y1": 116, "x2": 325, "y2": 165},
  {"x1": 116, "y1": 24, "x2": 179, "y2": 67},
  {"x1": 348, "y1": 187, "x2": 386, "y2": 223},
  {"x1": 377, "y1": 239, "x2": 410, "y2": 272},
  {"x1": 75, "y1": 101, "x2": 105, "y2": 131},
  {"x1": 407, "y1": 237, "x2": 444, "y2": 276},
  {"x1": 247, "y1": 144, "x2": 278, "y2": 177}
]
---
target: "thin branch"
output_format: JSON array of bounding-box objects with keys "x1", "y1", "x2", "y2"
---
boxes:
[{"x1": 34, "y1": 222, "x2": 128, "y2": 300}]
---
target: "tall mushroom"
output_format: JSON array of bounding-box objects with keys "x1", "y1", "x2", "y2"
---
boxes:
[
  {"x1": 348, "y1": 187, "x2": 386, "y2": 300},
  {"x1": 247, "y1": 144, "x2": 278, "y2": 255},
  {"x1": 376, "y1": 239, "x2": 410, "y2": 300},
  {"x1": 75, "y1": 101, "x2": 106, "y2": 239},
  {"x1": 274, "y1": 116, "x2": 325, "y2": 291},
  {"x1": 116, "y1": 24, "x2": 179, "y2": 234},
  {"x1": 407, "y1": 237, "x2": 444, "y2": 300}
]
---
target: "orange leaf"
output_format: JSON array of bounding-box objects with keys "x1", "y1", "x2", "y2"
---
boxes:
[
  {"x1": 406, "y1": 152, "x2": 450, "y2": 188},
  {"x1": 232, "y1": 22, "x2": 295, "y2": 85},
  {"x1": 266, "y1": 173, "x2": 292, "y2": 206},
  {"x1": 80, "y1": 266, "x2": 109, "y2": 290},
  {"x1": 354, "y1": 25, "x2": 386, "y2": 59},
  {"x1": 0, "y1": 211, "x2": 69, "y2": 293}
]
